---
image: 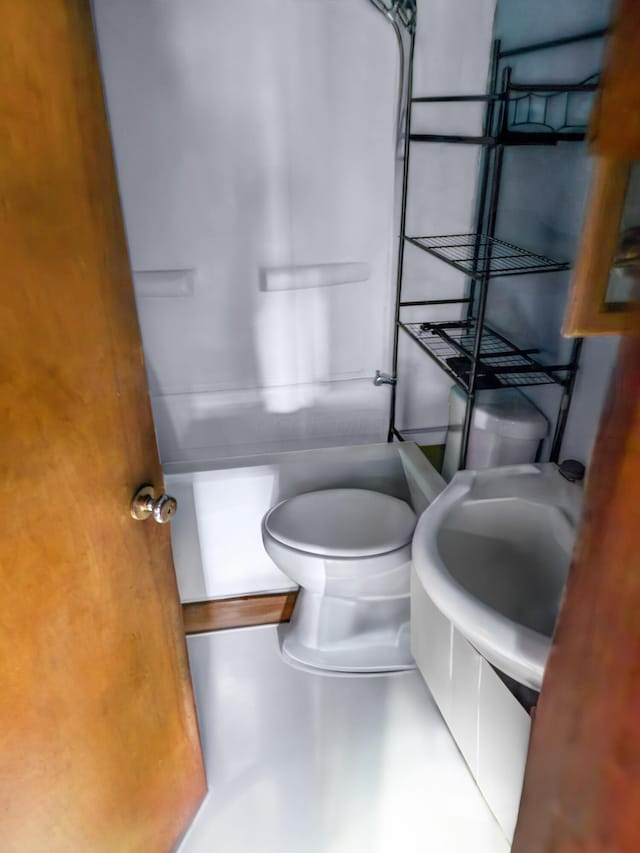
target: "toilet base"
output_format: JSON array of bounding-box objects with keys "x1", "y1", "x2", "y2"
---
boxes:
[{"x1": 278, "y1": 589, "x2": 415, "y2": 674}]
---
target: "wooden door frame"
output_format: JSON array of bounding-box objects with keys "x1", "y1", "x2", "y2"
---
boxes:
[{"x1": 512, "y1": 334, "x2": 640, "y2": 851}]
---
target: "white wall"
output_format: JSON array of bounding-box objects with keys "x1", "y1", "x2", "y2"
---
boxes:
[
  {"x1": 93, "y1": 0, "x2": 400, "y2": 462},
  {"x1": 489, "y1": 0, "x2": 616, "y2": 465}
]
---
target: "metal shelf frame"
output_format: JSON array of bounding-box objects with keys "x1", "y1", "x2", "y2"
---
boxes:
[
  {"x1": 399, "y1": 321, "x2": 576, "y2": 390},
  {"x1": 387, "y1": 26, "x2": 604, "y2": 468},
  {"x1": 409, "y1": 54, "x2": 600, "y2": 147},
  {"x1": 404, "y1": 234, "x2": 570, "y2": 278}
]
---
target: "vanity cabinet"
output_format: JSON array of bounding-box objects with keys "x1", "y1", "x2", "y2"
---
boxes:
[{"x1": 411, "y1": 571, "x2": 531, "y2": 844}]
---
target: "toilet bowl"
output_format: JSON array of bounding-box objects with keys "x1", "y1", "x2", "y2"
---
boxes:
[{"x1": 262, "y1": 488, "x2": 417, "y2": 673}]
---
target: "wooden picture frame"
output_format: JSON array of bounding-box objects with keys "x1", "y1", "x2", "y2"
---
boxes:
[{"x1": 563, "y1": 156, "x2": 640, "y2": 337}]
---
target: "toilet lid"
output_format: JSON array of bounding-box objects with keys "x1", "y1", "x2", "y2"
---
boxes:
[{"x1": 264, "y1": 489, "x2": 416, "y2": 558}]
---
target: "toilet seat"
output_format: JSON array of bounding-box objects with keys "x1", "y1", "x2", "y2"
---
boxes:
[{"x1": 264, "y1": 489, "x2": 416, "y2": 558}]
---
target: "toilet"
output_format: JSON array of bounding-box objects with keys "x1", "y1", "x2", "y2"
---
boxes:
[
  {"x1": 262, "y1": 391, "x2": 548, "y2": 676},
  {"x1": 262, "y1": 488, "x2": 417, "y2": 674}
]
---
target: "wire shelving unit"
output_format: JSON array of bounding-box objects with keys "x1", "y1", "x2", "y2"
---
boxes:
[{"x1": 387, "y1": 26, "x2": 607, "y2": 468}]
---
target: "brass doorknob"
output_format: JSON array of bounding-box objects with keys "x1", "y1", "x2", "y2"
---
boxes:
[{"x1": 130, "y1": 484, "x2": 177, "y2": 524}]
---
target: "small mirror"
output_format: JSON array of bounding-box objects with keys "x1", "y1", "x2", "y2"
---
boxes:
[
  {"x1": 564, "y1": 157, "x2": 640, "y2": 336},
  {"x1": 605, "y1": 162, "x2": 640, "y2": 305}
]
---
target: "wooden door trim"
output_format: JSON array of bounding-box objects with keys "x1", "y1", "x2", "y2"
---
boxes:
[{"x1": 183, "y1": 591, "x2": 298, "y2": 635}]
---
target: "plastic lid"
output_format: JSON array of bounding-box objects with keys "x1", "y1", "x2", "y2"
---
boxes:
[
  {"x1": 450, "y1": 386, "x2": 548, "y2": 440},
  {"x1": 264, "y1": 489, "x2": 416, "y2": 558}
]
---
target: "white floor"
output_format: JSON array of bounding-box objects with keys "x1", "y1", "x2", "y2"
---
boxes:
[{"x1": 179, "y1": 625, "x2": 510, "y2": 853}]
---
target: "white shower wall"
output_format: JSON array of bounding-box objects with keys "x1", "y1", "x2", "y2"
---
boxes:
[
  {"x1": 93, "y1": 0, "x2": 399, "y2": 462},
  {"x1": 94, "y1": 1, "x2": 610, "y2": 471}
]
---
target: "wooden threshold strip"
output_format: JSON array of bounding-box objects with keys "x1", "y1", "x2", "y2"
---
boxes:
[{"x1": 182, "y1": 591, "x2": 298, "y2": 635}]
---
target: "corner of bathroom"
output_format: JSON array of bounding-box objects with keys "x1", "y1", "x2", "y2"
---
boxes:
[{"x1": 92, "y1": 0, "x2": 617, "y2": 849}]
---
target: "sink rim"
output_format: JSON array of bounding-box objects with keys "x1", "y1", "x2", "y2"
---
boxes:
[{"x1": 412, "y1": 463, "x2": 580, "y2": 691}]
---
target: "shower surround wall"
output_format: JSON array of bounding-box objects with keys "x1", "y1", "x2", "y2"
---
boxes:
[
  {"x1": 94, "y1": 0, "x2": 399, "y2": 462},
  {"x1": 93, "y1": 0, "x2": 498, "y2": 464},
  {"x1": 95, "y1": 0, "x2": 610, "y2": 472}
]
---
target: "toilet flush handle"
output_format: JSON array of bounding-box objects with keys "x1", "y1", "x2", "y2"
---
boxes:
[{"x1": 130, "y1": 484, "x2": 178, "y2": 524}]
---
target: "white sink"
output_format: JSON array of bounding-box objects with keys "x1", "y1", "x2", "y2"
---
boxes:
[{"x1": 412, "y1": 464, "x2": 583, "y2": 691}]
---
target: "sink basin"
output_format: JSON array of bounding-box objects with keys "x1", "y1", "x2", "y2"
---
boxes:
[{"x1": 412, "y1": 464, "x2": 583, "y2": 690}]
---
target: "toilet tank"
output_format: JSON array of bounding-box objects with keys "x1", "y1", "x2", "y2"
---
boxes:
[{"x1": 442, "y1": 386, "x2": 548, "y2": 481}]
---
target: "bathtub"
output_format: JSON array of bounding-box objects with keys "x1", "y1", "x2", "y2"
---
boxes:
[{"x1": 164, "y1": 442, "x2": 445, "y2": 603}]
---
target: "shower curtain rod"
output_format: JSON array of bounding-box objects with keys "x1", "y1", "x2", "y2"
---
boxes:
[
  {"x1": 366, "y1": 0, "x2": 416, "y2": 142},
  {"x1": 368, "y1": 0, "x2": 416, "y2": 32}
]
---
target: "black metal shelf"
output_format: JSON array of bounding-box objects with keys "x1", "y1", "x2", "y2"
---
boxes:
[
  {"x1": 399, "y1": 320, "x2": 575, "y2": 390},
  {"x1": 409, "y1": 130, "x2": 586, "y2": 145},
  {"x1": 404, "y1": 234, "x2": 570, "y2": 279},
  {"x1": 410, "y1": 76, "x2": 598, "y2": 147},
  {"x1": 387, "y1": 27, "x2": 600, "y2": 467}
]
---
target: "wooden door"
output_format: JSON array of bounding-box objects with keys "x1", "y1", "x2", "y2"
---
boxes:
[
  {"x1": 512, "y1": 2, "x2": 640, "y2": 847},
  {"x1": 0, "y1": 2, "x2": 206, "y2": 850}
]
